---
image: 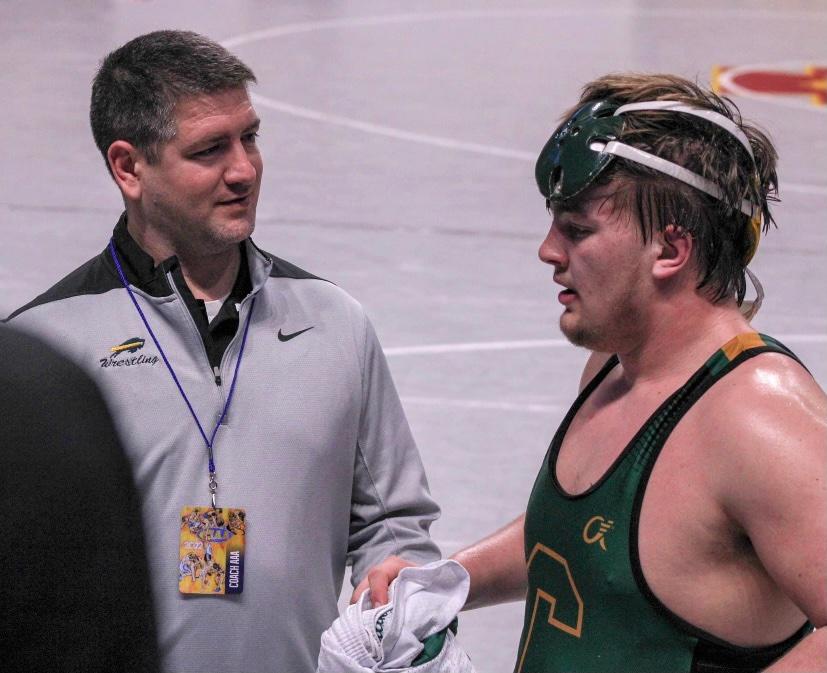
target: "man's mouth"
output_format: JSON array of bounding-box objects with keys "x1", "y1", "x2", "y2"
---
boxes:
[
  {"x1": 558, "y1": 288, "x2": 577, "y2": 306},
  {"x1": 555, "y1": 280, "x2": 577, "y2": 306},
  {"x1": 554, "y1": 276, "x2": 576, "y2": 294},
  {"x1": 218, "y1": 194, "x2": 251, "y2": 206}
]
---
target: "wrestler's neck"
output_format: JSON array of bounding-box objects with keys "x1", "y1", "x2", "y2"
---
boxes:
[
  {"x1": 615, "y1": 293, "x2": 752, "y2": 386},
  {"x1": 127, "y1": 218, "x2": 241, "y2": 302}
]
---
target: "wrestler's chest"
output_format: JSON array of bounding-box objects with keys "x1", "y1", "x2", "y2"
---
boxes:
[{"x1": 556, "y1": 391, "x2": 736, "y2": 569}]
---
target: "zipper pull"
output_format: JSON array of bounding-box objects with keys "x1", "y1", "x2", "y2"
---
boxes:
[{"x1": 213, "y1": 366, "x2": 222, "y2": 386}]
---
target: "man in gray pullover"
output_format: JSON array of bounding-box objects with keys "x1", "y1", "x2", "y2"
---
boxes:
[{"x1": 8, "y1": 30, "x2": 440, "y2": 673}]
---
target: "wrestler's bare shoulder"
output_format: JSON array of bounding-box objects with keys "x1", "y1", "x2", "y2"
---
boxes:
[{"x1": 700, "y1": 350, "x2": 826, "y2": 441}]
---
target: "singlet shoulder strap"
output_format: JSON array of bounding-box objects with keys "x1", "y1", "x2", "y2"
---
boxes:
[
  {"x1": 628, "y1": 332, "x2": 803, "y2": 472},
  {"x1": 704, "y1": 332, "x2": 805, "y2": 378},
  {"x1": 576, "y1": 353, "x2": 621, "y2": 401},
  {"x1": 663, "y1": 332, "x2": 803, "y2": 422},
  {"x1": 545, "y1": 353, "x2": 620, "y2": 471},
  {"x1": 678, "y1": 332, "x2": 808, "y2": 416}
]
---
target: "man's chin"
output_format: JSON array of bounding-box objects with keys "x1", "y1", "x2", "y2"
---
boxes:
[
  {"x1": 559, "y1": 316, "x2": 580, "y2": 345},
  {"x1": 560, "y1": 318, "x2": 601, "y2": 350},
  {"x1": 215, "y1": 216, "x2": 255, "y2": 244},
  {"x1": 189, "y1": 222, "x2": 254, "y2": 258}
]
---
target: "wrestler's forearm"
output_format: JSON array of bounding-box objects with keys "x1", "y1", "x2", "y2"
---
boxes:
[
  {"x1": 764, "y1": 627, "x2": 826, "y2": 672},
  {"x1": 452, "y1": 513, "x2": 528, "y2": 611}
]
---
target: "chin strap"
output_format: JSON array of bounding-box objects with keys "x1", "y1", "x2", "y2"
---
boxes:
[{"x1": 740, "y1": 268, "x2": 764, "y2": 321}]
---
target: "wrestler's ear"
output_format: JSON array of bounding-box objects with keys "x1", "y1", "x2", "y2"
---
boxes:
[
  {"x1": 652, "y1": 224, "x2": 693, "y2": 280},
  {"x1": 107, "y1": 141, "x2": 144, "y2": 201}
]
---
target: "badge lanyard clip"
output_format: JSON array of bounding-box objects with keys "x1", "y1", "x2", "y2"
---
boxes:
[{"x1": 208, "y1": 472, "x2": 218, "y2": 509}]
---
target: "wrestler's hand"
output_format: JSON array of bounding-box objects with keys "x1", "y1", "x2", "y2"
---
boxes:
[{"x1": 350, "y1": 555, "x2": 416, "y2": 606}]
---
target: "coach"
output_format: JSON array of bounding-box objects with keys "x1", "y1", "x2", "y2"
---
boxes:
[{"x1": 7, "y1": 30, "x2": 440, "y2": 673}]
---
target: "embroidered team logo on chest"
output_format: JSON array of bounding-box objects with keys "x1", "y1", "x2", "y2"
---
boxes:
[
  {"x1": 582, "y1": 515, "x2": 615, "y2": 551},
  {"x1": 100, "y1": 336, "x2": 159, "y2": 369}
]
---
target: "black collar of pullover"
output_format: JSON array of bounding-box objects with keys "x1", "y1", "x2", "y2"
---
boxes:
[{"x1": 110, "y1": 213, "x2": 252, "y2": 371}]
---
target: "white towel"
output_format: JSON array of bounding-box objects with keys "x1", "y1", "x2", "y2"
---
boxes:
[{"x1": 317, "y1": 559, "x2": 476, "y2": 673}]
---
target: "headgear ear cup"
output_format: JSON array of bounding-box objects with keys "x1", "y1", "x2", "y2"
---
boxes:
[{"x1": 744, "y1": 212, "x2": 762, "y2": 265}]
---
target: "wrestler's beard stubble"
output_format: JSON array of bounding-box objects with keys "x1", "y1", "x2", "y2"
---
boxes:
[{"x1": 559, "y1": 283, "x2": 646, "y2": 353}]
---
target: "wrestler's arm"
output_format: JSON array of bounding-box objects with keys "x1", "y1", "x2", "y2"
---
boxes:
[
  {"x1": 453, "y1": 514, "x2": 528, "y2": 610},
  {"x1": 353, "y1": 353, "x2": 605, "y2": 607},
  {"x1": 765, "y1": 629, "x2": 827, "y2": 673},
  {"x1": 352, "y1": 514, "x2": 528, "y2": 607},
  {"x1": 444, "y1": 351, "x2": 610, "y2": 610},
  {"x1": 715, "y1": 356, "x2": 827, "y2": 672}
]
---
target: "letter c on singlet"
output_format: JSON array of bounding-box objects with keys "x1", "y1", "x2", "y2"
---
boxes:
[{"x1": 582, "y1": 515, "x2": 615, "y2": 551}]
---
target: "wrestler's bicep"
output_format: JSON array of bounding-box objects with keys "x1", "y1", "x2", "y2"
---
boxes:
[{"x1": 720, "y1": 367, "x2": 827, "y2": 626}]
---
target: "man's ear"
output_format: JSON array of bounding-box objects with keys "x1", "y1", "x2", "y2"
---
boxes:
[
  {"x1": 107, "y1": 141, "x2": 144, "y2": 201},
  {"x1": 652, "y1": 224, "x2": 693, "y2": 280}
]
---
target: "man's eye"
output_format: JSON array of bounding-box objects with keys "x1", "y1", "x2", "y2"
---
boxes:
[
  {"x1": 564, "y1": 225, "x2": 589, "y2": 240},
  {"x1": 194, "y1": 145, "x2": 220, "y2": 158},
  {"x1": 242, "y1": 131, "x2": 260, "y2": 144}
]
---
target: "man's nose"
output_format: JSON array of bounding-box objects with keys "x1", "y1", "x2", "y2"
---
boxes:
[
  {"x1": 538, "y1": 225, "x2": 566, "y2": 268},
  {"x1": 225, "y1": 143, "x2": 258, "y2": 186}
]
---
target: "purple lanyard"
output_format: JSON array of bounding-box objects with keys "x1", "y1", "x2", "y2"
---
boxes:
[{"x1": 109, "y1": 239, "x2": 255, "y2": 507}]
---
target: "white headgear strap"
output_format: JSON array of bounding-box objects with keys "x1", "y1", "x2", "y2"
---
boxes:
[
  {"x1": 602, "y1": 101, "x2": 764, "y2": 318},
  {"x1": 587, "y1": 100, "x2": 760, "y2": 220},
  {"x1": 589, "y1": 140, "x2": 755, "y2": 218},
  {"x1": 614, "y1": 101, "x2": 755, "y2": 161}
]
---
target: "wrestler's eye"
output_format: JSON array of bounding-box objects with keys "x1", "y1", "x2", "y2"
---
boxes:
[{"x1": 560, "y1": 222, "x2": 590, "y2": 241}]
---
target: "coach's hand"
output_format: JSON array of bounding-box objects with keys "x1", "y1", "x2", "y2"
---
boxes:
[{"x1": 350, "y1": 556, "x2": 417, "y2": 606}]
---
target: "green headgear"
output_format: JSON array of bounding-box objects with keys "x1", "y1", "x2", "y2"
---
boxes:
[
  {"x1": 535, "y1": 99, "x2": 761, "y2": 260},
  {"x1": 535, "y1": 100, "x2": 623, "y2": 201}
]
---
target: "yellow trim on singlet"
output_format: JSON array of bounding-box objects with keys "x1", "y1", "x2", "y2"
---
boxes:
[{"x1": 721, "y1": 332, "x2": 766, "y2": 362}]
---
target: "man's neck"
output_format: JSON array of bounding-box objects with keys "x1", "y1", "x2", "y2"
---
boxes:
[
  {"x1": 126, "y1": 217, "x2": 242, "y2": 301},
  {"x1": 179, "y1": 248, "x2": 242, "y2": 302},
  {"x1": 615, "y1": 295, "x2": 753, "y2": 387}
]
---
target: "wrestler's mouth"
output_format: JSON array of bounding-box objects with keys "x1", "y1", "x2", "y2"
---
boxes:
[
  {"x1": 558, "y1": 288, "x2": 577, "y2": 305},
  {"x1": 555, "y1": 277, "x2": 577, "y2": 305}
]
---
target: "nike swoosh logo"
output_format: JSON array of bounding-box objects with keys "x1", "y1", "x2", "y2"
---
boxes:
[{"x1": 278, "y1": 326, "x2": 314, "y2": 342}]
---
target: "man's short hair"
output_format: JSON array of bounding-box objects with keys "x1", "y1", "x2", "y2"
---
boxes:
[
  {"x1": 90, "y1": 30, "x2": 256, "y2": 174},
  {"x1": 560, "y1": 73, "x2": 778, "y2": 304}
]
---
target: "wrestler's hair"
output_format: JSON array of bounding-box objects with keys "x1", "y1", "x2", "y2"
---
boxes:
[
  {"x1": 90, "y1": 30, "x2": 256, "y2": 175},
  {"x1": 562, "y1": 73, "x2": 779, "y2": 304}
]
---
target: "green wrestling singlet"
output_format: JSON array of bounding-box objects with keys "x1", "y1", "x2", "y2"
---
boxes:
[{"x1": 516, "y1": 333, "x2": 810, "y2": 673}]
